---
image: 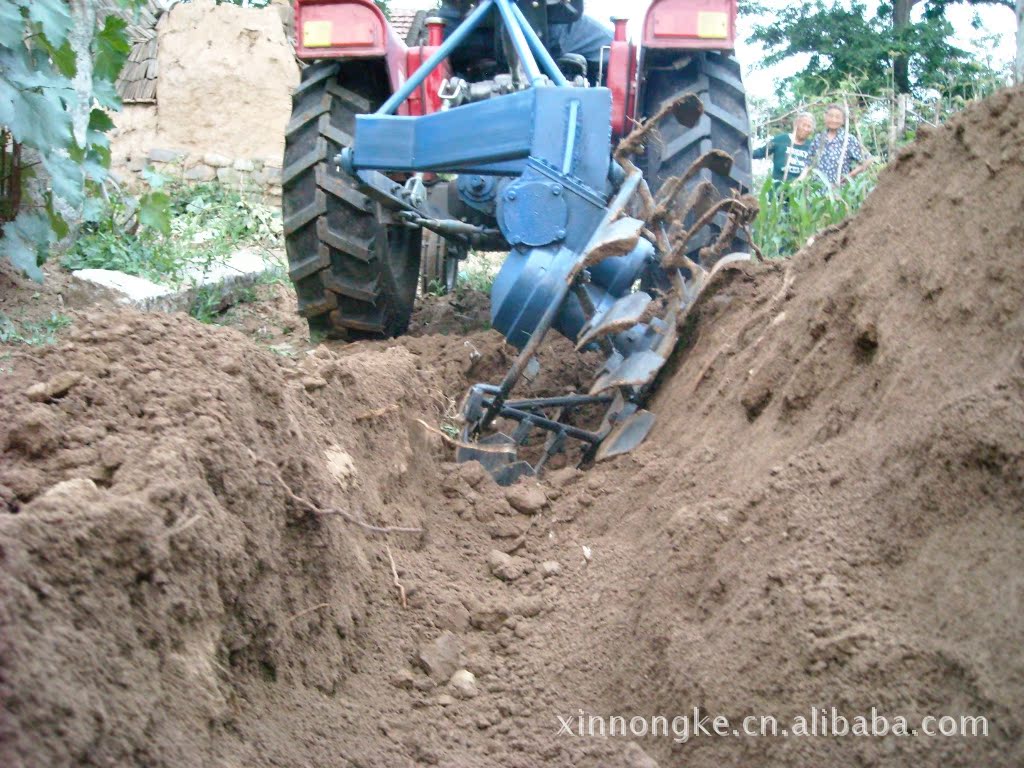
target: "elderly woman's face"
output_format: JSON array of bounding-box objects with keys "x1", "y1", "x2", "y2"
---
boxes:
[
  {"x1": 825, "y1": 108, "x2": 845, "y2": 131},
  {"x1": 795, "y1": 117, "x2": 814, "y2": 141}
]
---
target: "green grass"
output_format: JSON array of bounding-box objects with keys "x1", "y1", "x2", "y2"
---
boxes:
[
  {"x1": 188, "y1": 264, "x2": 287, "y2": 325},
  {"x1": 0, "y1": 312, "x2": 72, "y2": 346},
  {"x1": 63, "y1": 182, "x2": 283, "y2": 286},
  {"x1": 457, "y1": 252, "x2": 501, "y2": 295},
  {"x1": 752, "y1": 170, "x2": 877, "y2": 260}
]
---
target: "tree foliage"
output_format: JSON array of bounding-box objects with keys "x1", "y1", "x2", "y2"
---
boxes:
[
  {"x1": 0, "y1": 0, "x2": 165, "y2": 280},
  {"x1": 750, "y1": 0, "x2": 1012, "y2": 100}
]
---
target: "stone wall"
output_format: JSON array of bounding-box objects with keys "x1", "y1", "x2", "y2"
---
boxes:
[{"x1": 110, "y1": 0, "x2": 298, "y2": 206}]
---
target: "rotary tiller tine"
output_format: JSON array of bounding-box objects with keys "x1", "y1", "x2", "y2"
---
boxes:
[
  {"x1": 682, "y1": 150, "x2": 734, "y2": 185},
  {"x1": 671, "y1": 94, "x2": 704, "y2": 128},
  {"x1": 582, "y1": 216, "x2": 645, "y2": 268},
  {"x1": 576, "y1": 291, "x2": 654, "y2": 351},
  {"x1": 590, "y1": 349, "x2": 667, "y2": 396},
  {"x1": 595, "y1": 409, "x2": 657, "y2": 462}
]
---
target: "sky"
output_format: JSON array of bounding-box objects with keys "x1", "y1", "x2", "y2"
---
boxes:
[{"x1": 398, "y1": 0, "x2": 1019, "y2": 102}]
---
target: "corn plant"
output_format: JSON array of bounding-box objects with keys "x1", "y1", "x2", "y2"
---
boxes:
[{"x1": 753, "y1": 170, "x2": 878, "y2": 260}]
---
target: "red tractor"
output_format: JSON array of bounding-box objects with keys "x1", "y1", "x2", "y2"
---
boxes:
[
  {"x1": 285, "y1": 0, "x2": 750, "y2": 336},
  {"x1": 285, "y1": 0, "x2": 752, "y2": 478}
]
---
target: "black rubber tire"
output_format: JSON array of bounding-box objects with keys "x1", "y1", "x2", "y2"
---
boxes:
[
  {"x1": 419, "y1": 231, "x2": 461, "y2": 295},
  {"x1": 283, "y1": 61, "x2": 421, "y2": 339},
  {"x1": 639, "y1": 51, "x2": 752, "y2": 260}
]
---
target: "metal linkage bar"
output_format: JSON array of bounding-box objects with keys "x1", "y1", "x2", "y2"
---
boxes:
[
  {"x1": 493, "y1": 0, "x2": 545, "y2": 86},
  {"x1": 508, "y1": 1, "x2": 570, "y2": 87},
  {"x1": 505, "y1": 394, "x2": 613, "y2": 410},
  {"x1": 377, "y1": 0, "x2": 496, "y2": 116},
  {"x1": 481, "y1": 399, "x2": 604, "y2": 445}
]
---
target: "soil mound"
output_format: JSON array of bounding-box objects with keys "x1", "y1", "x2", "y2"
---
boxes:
[
  {"x1": 566, "y1": 85, "x2": 1024, "y2": 766},
  {"x1": 0, "y1": 311, "x2": 444, "y2": 766},
  {"x1": 1, "y1": 86, "x2": 1022, "y2": 768}
]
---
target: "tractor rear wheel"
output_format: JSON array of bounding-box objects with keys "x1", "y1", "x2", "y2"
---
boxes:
[
  {"x1": 639, "y1": 51, "x2": 752, "y2": 262},
  {"x1": 283, "y1": 61, "x2": 421, "y2": 339},
  {"x1": 419, "y1": 231, "x2": 462, "y2": 295}
]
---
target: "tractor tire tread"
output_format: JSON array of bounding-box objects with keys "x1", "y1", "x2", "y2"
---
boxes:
[{"x1": 283, "y1": 61, "x2": 420, "y2": 339}]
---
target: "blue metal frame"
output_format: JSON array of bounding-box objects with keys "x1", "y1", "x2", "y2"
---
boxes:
[{"x1": 343, "y1": 0, "x2": 651, "y2": 358}]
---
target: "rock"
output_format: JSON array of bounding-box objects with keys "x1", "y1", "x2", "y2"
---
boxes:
[
  {"x1": 437, "y1": 603, "x2": 471, "y2": 633},
  {"x1": 449, "y1": 669, "x2": 478, "y2": 699},
  {"x1": 390, "y1": 670, "x2": 415, "y2": 690},
  {"x1": 26, "y1": 371, "x2": 83, "y2": 402},
  {"x1": 264, "y1": 166, "x2": 283, "y2": 184},
  {"x1": 487, "y1": 550, "x2": 532, "y2": 582},
  {"x1": 469, "y1": 600, "x2": 511, "y2": 632},
  {"x1": 127, "y1": 155, "x2": 147, "y2": 172},
  {"x1": 233, "y1": 158, "x2": 256, "y2": 172},
  {"x1": 30, "y1": 478, "x2": 102, "y2": 512},
  {"x1": 204, "y1": 153, "x2": 232, "y2": 168},
  {"x1": 505, "y1": 482, "x2": 548, "y2": 515},
  {"x1": 413, "y1": 677, "x2": 436, "y2": 692},
  {"x1": 457, "y1": 460, "x2": 491, "y2": 489},
  {"x1": 217, "y1": 167, "x2": 241, "y2": 185},
  {"x1": 301, "y1": 376, "x2": 327, "y2": 391},
  {"x1": 184, "y1": 164, "x2": 216, "y2": 182},
  {"x1": 487, "y1": 519, "x2": 525, "y2": 540},
  {"x1": 546, "y1": 466, "x2": 582, "y2": 488},
  {"x1": 436, "y1": 694, "x2": 455, "y2": 707},
  {"x1": 148, "y1": 147, "x2": 187, "y2": 164},
  {"x1": 622, "y1": 742, "x2": 660, "y2": 768},
  {"x1": 474, "y1": 495, "x2": 512, "y2": 522},
  {"x1": 324, "y1": 446, "x2": 356, "y2": 488},
  {"x1": 416, "y1": 631, "x2": 463, "y2": 682},
  {"x1": 540, "y1": 561, "x2": 562, "y2": 578}
]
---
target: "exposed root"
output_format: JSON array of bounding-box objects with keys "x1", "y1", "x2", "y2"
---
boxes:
[
  {"x1": 255, "y1": 454, "x2": 424, "y2": 536},
  {"x1": 385, "y1": 544, "x2": 408, "y2": 609}
]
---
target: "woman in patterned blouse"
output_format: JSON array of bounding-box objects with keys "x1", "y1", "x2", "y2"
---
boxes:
[{"x1": 806, "y1": 104, "x2": 874, "y2": 186}]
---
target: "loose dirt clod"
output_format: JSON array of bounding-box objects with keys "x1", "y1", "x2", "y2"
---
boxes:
[{"x1": 1, "y1": 87, "x2": 1023, "y2": 768}]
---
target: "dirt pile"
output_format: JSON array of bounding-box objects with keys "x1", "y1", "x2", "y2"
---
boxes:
[
  {"x1": 0, "y1": 312, "x2": 446, "y2": 766},
  {"x1": 568, "y1": 85, "x2": 1024, "y2": 766},
  {"x1": 1, "y1": 86, "x2": 1023, "y2": 768}
]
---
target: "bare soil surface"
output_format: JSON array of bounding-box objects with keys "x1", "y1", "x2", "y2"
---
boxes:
[{"x1": 1, "y1": 87, "x2": 1022, "y2": 768}]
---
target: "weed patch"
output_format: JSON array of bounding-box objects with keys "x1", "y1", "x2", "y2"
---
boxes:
[
  {"x1": 63, "y1": 183, "x2": 283, "y2": 285},
  {"x1": 0, "y1": 312, "x2": 72, "y2": 346}
]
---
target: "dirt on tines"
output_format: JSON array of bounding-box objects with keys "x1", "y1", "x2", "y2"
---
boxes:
[{"x1": 2, "y1": 86, "x2": 1023, "y2": 768}]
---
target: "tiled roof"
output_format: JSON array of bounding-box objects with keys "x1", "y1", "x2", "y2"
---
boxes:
[
  {"x1": 389, "y1": 8, "x2": 429, "y2": 45},
  {"x1": 97, "y1": 0, "x2": 181, "y2": 103}
]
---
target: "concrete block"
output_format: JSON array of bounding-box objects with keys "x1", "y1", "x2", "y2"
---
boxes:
[{"x1": 72, "y1": 249, "x2": 286, "y2": 315}]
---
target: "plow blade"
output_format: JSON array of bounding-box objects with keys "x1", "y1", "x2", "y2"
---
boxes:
[
  {"x1": 590, "y1": 350, "x2": 667, "y2": 395},
  {"x1": 576, "y1": 291, "x2": 654, "y2": 350},
  {"x1": 595, "y1": 409, "x2": 657, "y2": 462},
  {"x1": 455, "y1": 433, "x2": 536, "y2": 487}
]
